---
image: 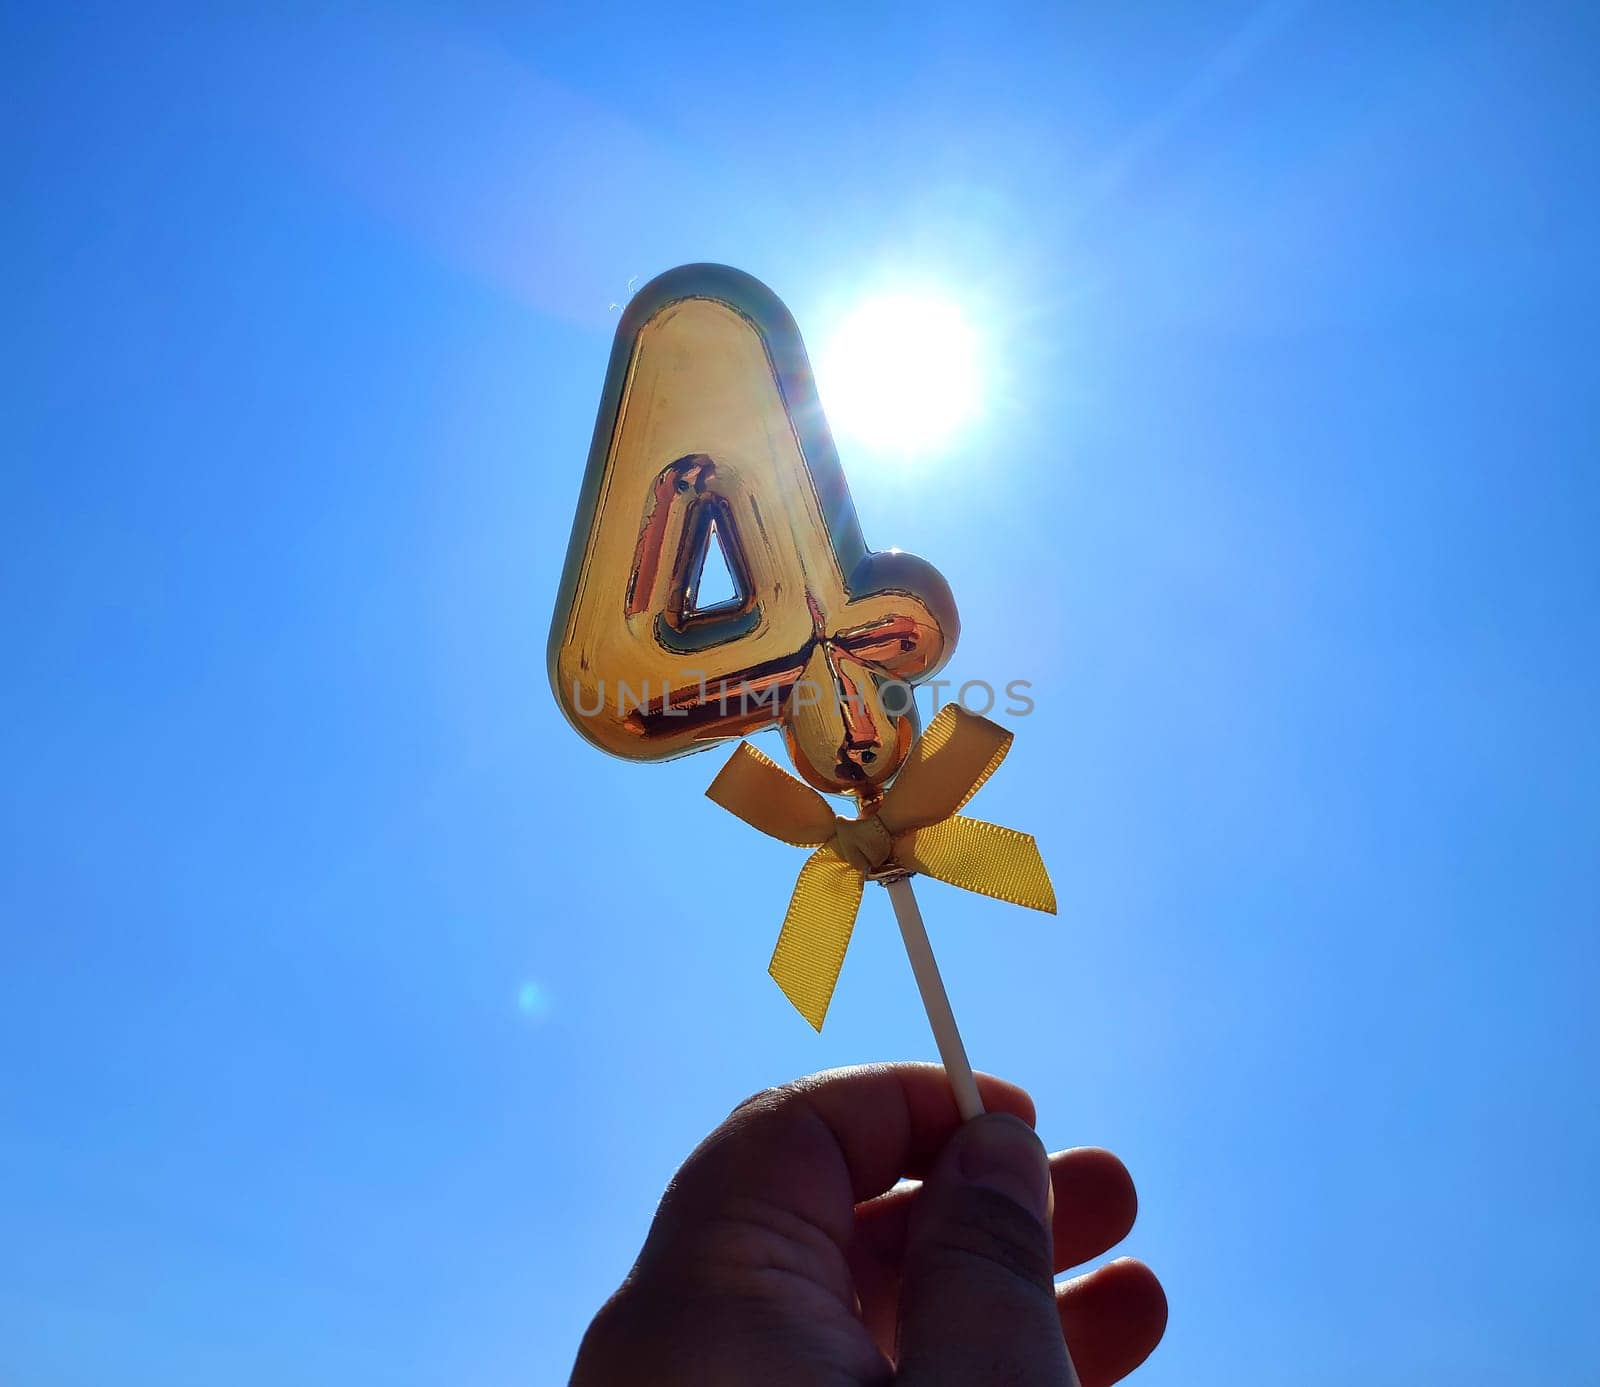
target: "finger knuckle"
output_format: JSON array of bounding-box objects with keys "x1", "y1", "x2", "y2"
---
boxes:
[
  {"x1": 726, "y1": 1080, "x2": 805, "y2": 1124},
  {"x1": 925, "y1": 1188, "x2": 1056, "y2": 1293}
]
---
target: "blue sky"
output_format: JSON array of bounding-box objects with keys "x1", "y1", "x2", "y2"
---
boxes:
[{"x1": 4, "y1": 3, "x2": 1598, "y2": 1383}]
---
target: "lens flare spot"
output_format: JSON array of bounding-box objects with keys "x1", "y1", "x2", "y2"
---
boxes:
[{"x1": 517, "y1": 981, "x2": 551, "y2": 1019}]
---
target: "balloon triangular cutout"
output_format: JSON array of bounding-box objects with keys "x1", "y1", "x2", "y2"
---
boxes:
[
  {"x1": 688, "y1": 520, "x2": 742, "y2": 613},
  {"x1": 548, "y1": 264, "x2": 961, "y2": 796}
]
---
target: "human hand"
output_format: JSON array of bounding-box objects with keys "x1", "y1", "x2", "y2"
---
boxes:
[{"x1": 570, "y1": 1064, "x2": 1166, "y2": 1385}]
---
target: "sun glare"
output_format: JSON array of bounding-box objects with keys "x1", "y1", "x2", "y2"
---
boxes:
[{"x1": 814, "y1": 292, "x2": 983, "y2": 457}]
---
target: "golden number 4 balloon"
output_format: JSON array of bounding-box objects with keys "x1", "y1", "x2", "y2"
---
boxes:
[
  {"x1": 550, "y1": 265, "x2": 1054, "y2": 1110},
  {"x1": 548, "y1": 264, "x2": 959, "y2": 795}
]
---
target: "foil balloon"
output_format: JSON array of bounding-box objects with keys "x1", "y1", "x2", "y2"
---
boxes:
[{"x1": 548, "y1": 264, "x2": 959, "y2": 796}]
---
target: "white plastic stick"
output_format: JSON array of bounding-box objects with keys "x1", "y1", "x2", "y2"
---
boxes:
[
  {"x1": 886, "y1": 875, "x2": 1082, "y2": 1386},
  {"x1": 885, "y1": 875, "x2": 985, "y2": 1121}
]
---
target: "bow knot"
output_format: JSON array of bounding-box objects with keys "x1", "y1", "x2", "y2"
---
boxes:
[
  {"x1": 834, "y1": 813, "x2": 896, "y2": 875},
  {"x1": 706, "y1": 705, "x2": 1056, "y2": 1029}
]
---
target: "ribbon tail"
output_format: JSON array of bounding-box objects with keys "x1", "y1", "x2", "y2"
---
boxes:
[
  {"x1": 899, "y1": 815, "x2": 1058, "y2": 914},
  {"x1": 768, "y1": 845, "x2": 865, "y2": 1031}
]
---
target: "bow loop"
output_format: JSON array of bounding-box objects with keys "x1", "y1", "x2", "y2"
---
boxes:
[
  {"x1": 706, "y1": 704, "x2": 1056, "y2": 1030},
  {"x1": 707, "y1": 742, "x2": 836, "y2": 846},
  {"x1": 876, "y1": 705, "x2": 1014, "y2": 834}
]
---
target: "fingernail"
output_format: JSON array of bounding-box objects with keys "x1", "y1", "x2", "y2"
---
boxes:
[{"x1": 956, "y1": 1113, "x2": 1051, "y2": 1221}]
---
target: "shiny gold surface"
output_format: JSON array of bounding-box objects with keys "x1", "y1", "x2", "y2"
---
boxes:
[{"x1": 550, "y1": 266, "x2": 958, "y2": 795}]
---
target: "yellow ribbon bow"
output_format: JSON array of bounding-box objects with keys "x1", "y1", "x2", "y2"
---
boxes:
[{"x1": 706, "y1": 704, "x2": 1057, "y2": 1030}]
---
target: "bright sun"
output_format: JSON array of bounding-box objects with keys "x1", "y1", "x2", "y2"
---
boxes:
[{"x1": 814, "y1": 292, "x2": 983, "y2": 456}]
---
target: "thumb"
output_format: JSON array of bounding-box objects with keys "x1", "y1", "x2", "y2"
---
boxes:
[{"x1": 894, "y1": 1113, "x2": 1078, "y2": 1386}]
